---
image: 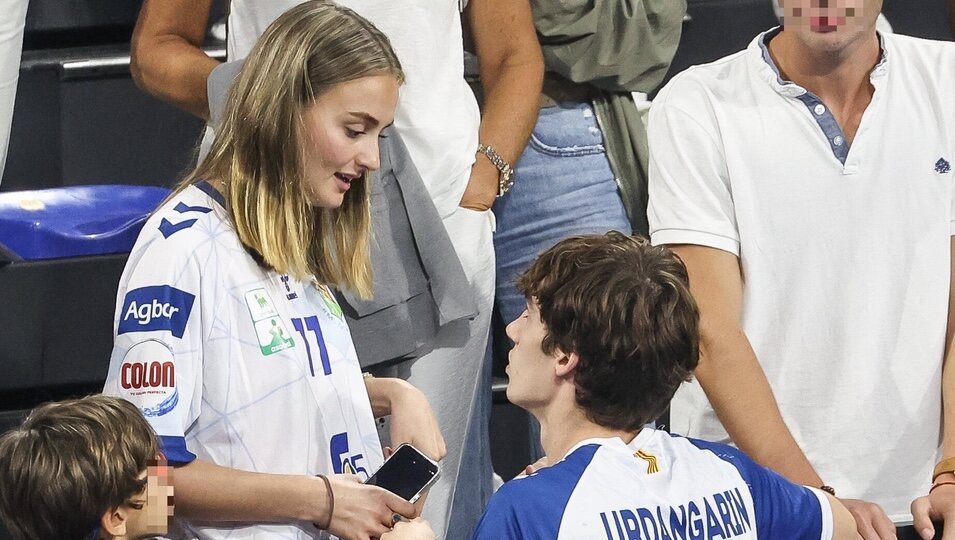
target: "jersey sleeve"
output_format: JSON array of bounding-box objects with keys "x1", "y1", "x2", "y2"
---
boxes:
[
  {"x1": 472, "y1": 444, "x2": 600, "y2": 540},
  {"x1": 472, "y1": 488, "x2": 523, "y2": 539},
  {"x1": 102, "y1": 233, "x2": 205, "y2": 465},
  {"x1": 647, "y1": 78, "x2": 740, "y2": 256},
  {"x1": 687, "y1": 438, "x2": 833, "y2": 540}
]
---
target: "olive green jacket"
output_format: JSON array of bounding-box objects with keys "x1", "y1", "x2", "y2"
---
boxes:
[{"x1": 532, "y1": 0, "x2": 686, "y2": 234}]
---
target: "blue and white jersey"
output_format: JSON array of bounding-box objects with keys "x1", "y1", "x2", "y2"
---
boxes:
[
  {"x1": 474, "y1": 430, "x2": 833, "y2": 540},
  {"x1": 103, "y1": 182, "x2": 382, "y2": 540}
]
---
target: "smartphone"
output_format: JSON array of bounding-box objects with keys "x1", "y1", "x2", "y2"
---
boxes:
[{"x1": 364, "y1": 443, "x2": 440, "y2": 503}]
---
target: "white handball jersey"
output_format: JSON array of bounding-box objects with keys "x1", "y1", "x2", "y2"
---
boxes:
[
  {"x1": 103, "y1": 182, "x2": 383, "y2": 540},
  {"x1": 473, "y1": 430, "x2": 833, "y2": 540}
]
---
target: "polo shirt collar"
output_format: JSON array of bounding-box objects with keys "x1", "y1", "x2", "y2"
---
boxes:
[
  {"x1": 751, "y1": 27, "x2": 889, "y2": 93},
  {"x1": 748, "y1": 27, "x2": 888, "y2": 165}
]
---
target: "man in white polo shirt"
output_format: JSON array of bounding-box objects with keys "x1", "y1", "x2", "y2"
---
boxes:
[{"x1": 647, "y1": 0, "x2": 955, "y2": 537}]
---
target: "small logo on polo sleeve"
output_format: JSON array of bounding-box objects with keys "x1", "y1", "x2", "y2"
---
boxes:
[
  {"x1": 937, "y1": 158, "x2": 951, "y2": 174},
  {"x1": 119, "y1": 286, "x2": 195, "y2": 338},
  {"x1": 634, "y1": 449, "x2": 660, "y2": 474}
]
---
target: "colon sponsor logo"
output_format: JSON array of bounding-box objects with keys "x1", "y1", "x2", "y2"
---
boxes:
[
  {"x1": 118, "y1": 285, "x2": 195, "y2": 338},
  {"x1": 119, "y1": 340, "x2": 179, "y2": 417},
  {"x1": 122, "y1": 360, "x2": 175, "y2": 389}
]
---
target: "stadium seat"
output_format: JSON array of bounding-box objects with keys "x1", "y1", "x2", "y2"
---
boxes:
[{"x1": 0, "y1": 185, "x2": 168, "y2": 260}]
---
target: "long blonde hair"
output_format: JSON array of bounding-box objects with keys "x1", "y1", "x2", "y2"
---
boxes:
[{"x1": 180, "y1": 1, "x2": 403, "y2": 298}]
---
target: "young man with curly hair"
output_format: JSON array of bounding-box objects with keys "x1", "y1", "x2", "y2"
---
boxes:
[{"x1": 473, "y1": 232, "x2": 857, "y2": 539}]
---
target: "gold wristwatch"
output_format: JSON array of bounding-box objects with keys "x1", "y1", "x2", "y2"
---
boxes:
[{"x1": 477, "y1": 143, "x2": 514, "y2": 197}]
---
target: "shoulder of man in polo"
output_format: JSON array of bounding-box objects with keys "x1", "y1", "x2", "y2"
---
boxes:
[
  {"x1": 471, "y1": 232, "x2": 858, "y2": 539},
  {"x1": 647, "y1": 0, "x2": 955, "y2": 538}
]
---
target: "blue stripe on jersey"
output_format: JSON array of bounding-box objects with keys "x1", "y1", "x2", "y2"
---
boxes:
[
  {"x1": 685, "y1": 438, "x2": 824, "y2": 539},
  {"x1": 173, "y1": 201, "x2": 213, "y2": 214},
  {"x1": 195, "y1": 180, "x2": 226, "y2": 209},
  {"x1": 159, "y1": 435, "x2": 197, "y2": 465},
  {"x1": 158, "y1": 217, "x2": 199, "y2": 239},
  {"x1": 473, "y1": 443, "x2": 600, "y2": 539}
]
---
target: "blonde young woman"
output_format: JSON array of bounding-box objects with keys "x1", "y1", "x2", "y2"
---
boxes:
[{"x1": 104, "y1": 4, "x2": 442, "y2": 539}]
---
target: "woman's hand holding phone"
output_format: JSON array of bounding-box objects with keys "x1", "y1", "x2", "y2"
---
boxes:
[{"x1": 323, "y1": 474, "x2": 416, "y2": 540}]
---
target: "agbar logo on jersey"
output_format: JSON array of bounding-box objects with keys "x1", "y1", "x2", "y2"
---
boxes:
[
  {"x1": 128, "y1": 300, "x2": 179, "y2": 325},
  {"x1": 118, "y1": 286, "x2": 195, "y2": 338}
]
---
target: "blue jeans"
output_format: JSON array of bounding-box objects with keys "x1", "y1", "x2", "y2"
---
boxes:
[{"x1": 492, "y1": 101, "x2": 631, "y2": 459}]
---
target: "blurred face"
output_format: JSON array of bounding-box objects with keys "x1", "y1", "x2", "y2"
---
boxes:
[
  {"x1": 123, "y1": 458, "x2": 174, "y2": 539},
  {"x1": 301, "y1": 74, "x2": 399, "y2": 208},
  {"x1": 504, "y1": 300, "x2": 560, "y2": 411},
  {"x1": 776, "y1": 0, "x2": 881, "y2": 52}
]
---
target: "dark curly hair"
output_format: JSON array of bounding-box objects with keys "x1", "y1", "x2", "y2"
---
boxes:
[{"x1": 517, "y1": 232, "x2": 700, "y2": 431}]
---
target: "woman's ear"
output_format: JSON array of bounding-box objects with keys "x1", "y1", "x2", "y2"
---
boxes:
[{"x1": 100, "y1": 506, "x2": 129, "y2": 539}]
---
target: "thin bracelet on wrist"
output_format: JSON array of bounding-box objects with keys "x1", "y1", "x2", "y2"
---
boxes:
[
  {"x1": 314, "y1": 474, "x2": 335, "y2": 530},
  {"x1": 819, "y1": 484, "x2": 836, "y2": 496},
  {"x1": 931, "y1": 481, "x2": 955, "y2": 494}
]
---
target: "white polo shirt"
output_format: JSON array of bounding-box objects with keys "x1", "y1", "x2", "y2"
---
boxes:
[
  {"x1": 104, "y1": 183, "x2": 383, "y2": 539},
  {"x1": 474, "y1": 431, "x2": 834, "y2": 539},
  {"x1": 227, "y1": 0, "x2": 480, "y2": 218},
  {"x1": 648, "y1": 29, "x2": 955, "y2": 521}
]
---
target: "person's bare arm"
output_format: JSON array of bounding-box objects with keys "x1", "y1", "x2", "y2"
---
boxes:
[
  {"x1": 672, "y1": 244, "x2": 821, "y2": 481},
  {"x1": 364, "y1": 376, "x2": 447, "y2": 463},
  {"x1": 130, "y1": 0, "x2": 220, "y2": 119},
  {"x1": 671, "y1": 244, "x2": 895, "y2": 538},
  {"x1": 461, "y1": 0, "x2": 543, "y2": 211},
  {"x1": 827, "y1": 494, "x2": 862, "y2": 540},
  {"x1": 174, "y1": 458, "x2": 416, "y2": 540}
]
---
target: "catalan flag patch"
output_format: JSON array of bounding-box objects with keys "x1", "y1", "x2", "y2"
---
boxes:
[{"x1": 634, "y1": 449, "x2": 660, "y2": 474}]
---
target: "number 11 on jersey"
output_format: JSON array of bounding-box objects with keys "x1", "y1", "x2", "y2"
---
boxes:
[{"x1": 290, "y1": 316, "x2": 332, "y2": 376}]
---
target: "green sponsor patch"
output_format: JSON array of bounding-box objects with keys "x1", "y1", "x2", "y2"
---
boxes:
[{"x1": 245, "y1": 288, "x2": 294, "y2": 355}]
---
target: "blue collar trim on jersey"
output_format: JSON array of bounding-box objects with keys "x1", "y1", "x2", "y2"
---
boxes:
[{"x1": 195, "y1": 180, "x2": 227, "y2": 209}]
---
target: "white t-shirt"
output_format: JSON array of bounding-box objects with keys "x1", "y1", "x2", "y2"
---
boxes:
[
  {"x1": 103, "y1": 183, "x2": 383, "y2": 539},
  {"x1": 648, "y1": 29, "x2": 955, "y2": 521},
  {"x1": 227, "y1": 0, "x2": 480, "y2": 218},
  {"x1": 474, "y1": 431, "x2": 834, "y2": 539}
]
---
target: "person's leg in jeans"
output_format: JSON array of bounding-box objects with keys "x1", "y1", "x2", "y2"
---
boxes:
[{"x1": 493, "y1": 101, "x2": 631, "y2": 461}]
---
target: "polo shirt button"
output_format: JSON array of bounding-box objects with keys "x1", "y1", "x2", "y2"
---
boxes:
[
  {"x1": 814, "y1": 104, "x2": 826, "y2": 115},
  {"x1": 833, "y1": 135, "x2": 844, "y2": 146}
]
